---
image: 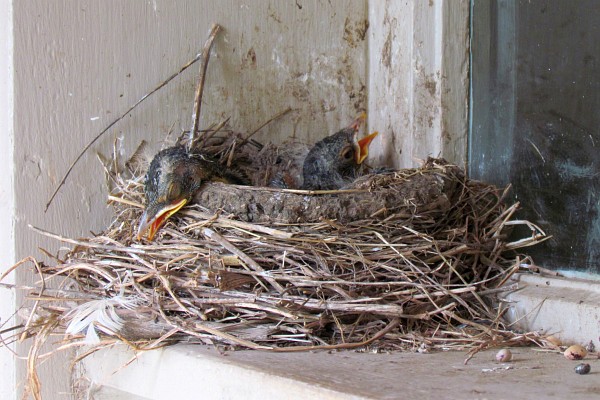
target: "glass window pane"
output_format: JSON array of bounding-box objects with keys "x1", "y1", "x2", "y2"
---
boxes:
[{"x1": 470, "y1": 0, "x2": 600, "y2": 273}]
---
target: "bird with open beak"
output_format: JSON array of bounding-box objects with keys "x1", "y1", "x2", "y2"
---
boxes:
[
  {"x1": 136, "y1": 146, "x2": 248, "y2": 241},
  {"x1": 301, "y1": 113, "x2": 378, "y2": 190}
]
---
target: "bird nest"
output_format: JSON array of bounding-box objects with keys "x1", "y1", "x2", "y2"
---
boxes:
[{"x1": 6, "y1": 129, "x2": 549, "y2": 366}]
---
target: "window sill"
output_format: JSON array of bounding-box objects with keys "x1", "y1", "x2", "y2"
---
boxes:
[
  {"x1": 80, "y1": 273, "x2": 600, "y2": 399},
  {"x1": 501, "y1": 272, "x2": 600, "y2": 344}
]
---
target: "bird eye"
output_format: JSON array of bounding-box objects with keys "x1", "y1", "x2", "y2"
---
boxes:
[
  {"x1": 166, "y1": 181, "x2": 182, "y2": 201},
  {"x1": 340, "y1": 146, "x2": 354, "y2": 160}
]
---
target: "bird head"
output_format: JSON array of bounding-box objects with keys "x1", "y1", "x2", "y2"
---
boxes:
[
  {"x1": 341, "y1": 112, "x2": 379, "y2": 165},
  {"x1": 333, "y1": 128, "x2": 379, "y2": 174},
  {"x1": 137, "y1": 146, "x2": 205, "y2": 241},
  {"x1": 302, "y1": 114, "x2": 379, "y2": 190}
]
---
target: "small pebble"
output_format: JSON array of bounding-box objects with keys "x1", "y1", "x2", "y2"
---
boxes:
[
  {"x1": 564, "y1": 345, "x2": 588, "y2": 360},
  {"x1": 575, "y1": 363, "x2": 591, "y2": 375},
  {"x1": 417, "y1": 343, "x2": 430, "y2": 354},
  {"x1": 496, "y1": 348, "x2": 512, "y2": 362},
  {"x1": 586, "y1": 340, "x2": 596, "y2": 353}
]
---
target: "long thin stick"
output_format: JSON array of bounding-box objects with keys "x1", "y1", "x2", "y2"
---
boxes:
[
  {"x1": 45, "y1": 50, "x2": 207, "y2": 212},
  {"x1": 188, "y1": 24, "x2": 222, "y2": 150},
  {"x1": 239, "y1": 107, "x2": 293, "y2": 147},
  {"x1": 28, "y1": 224, "x2": 148, "y2": 255}
]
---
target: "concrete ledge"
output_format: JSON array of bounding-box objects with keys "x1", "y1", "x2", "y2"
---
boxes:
[
  {"x1": 80, "y1": 274, "x2": 600, "y2": 399},
  {"x1": 502, "y1": 273, "x2": 600, "y2": 345},
  {"x1": 82, "y1": 343, "x2": 600, "y2": 399},
  {"x1": 83, "y1": 345, "x2": 371, "y2": 400}
]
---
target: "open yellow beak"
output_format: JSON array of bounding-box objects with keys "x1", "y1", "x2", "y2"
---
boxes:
[
  {"x1": 355, "y1": 131, "x2": 379, "y2": 164},
  {"x1": 136, "y1": 198, "x2": 188, "y2": 241}
]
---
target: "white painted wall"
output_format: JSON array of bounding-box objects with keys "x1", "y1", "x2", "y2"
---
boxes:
[
  {"x1": 3, "y1": 1, "x2": 469, "y2": 398},
  {"x1": 367, "y1": 0, "x2": 469, "y2": 169},
  {"x1": 0, "y1": 1, "x2": 15, "y2": 399}
]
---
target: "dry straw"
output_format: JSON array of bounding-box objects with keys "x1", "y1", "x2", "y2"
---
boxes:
[{"x1": 8, "y1": 130, "x2": 548, "y2": 354}]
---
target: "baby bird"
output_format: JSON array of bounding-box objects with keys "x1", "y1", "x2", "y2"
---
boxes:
[
  {"x1": 302, "y1": 115, "x2": 378, "y2": 190},
  {"x1": 137, "y1": 146, "x2": 247, "y2": 241}
]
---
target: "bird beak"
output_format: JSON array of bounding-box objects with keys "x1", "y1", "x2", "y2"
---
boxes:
[
  {"x1": 136, "y1": 198, "x2": 188, "y2": 241},
  {"x1": 355, "y1": 131, "x2": 379, "y2": 164},
  {"x1": 349, "y1": 112, "x2": 367, "y2": 131}
]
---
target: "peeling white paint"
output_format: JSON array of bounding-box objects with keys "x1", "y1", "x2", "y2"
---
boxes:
[{"x1": 368, "y1": 1, "x2": 468, "y2": 169}]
